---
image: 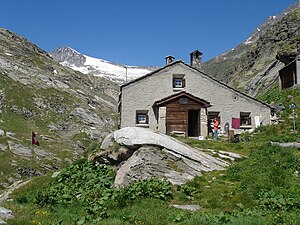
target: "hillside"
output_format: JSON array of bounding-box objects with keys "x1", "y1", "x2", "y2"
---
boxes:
[
  {"x1": 0, "y1": 28, "x2": 119, "y2": 192},
  {"x1": 2, "y1": 83, "x2": 299, "y2": 224},
  {"x1": 202, "y1": 1, "x2": 300, "y2": 97}
]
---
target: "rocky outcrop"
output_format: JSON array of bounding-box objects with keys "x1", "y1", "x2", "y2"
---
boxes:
[
  {"x1": 50, "y1": 46, "x2": 86, "y2": 67},
  {"x1": 90, "y1": 127, "x2": 243, "y2": 187},
  {"x1": 0, "y1": 206, "x2": 13, "y2": 224}
]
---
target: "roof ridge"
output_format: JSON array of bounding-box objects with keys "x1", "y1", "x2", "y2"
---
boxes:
[{"x1": 121, "y1": 60, "x2": 273, "y2": 109}]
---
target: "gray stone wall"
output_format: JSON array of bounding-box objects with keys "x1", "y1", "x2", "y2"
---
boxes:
[{"x1": 120, "y1": 62, "x2": 271, "y2": 134}]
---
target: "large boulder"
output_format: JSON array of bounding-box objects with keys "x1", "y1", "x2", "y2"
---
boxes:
[
  {"x1": 0, "y1": 206, "x2": 13, "y2": 224},
  {"x1": 91, "y1": 127, "x2": 242, "y2": 187}
]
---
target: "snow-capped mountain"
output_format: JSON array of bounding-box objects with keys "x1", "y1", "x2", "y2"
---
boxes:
[{"x1": 50, "y1": 47, "x2": 157, "y2": 84}]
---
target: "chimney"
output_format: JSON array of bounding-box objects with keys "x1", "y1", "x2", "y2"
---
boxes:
[
  {"x1": 165, "y1": 55, "x2": 175, "y2": 65},
  {"x1": 190, "y1": 50, "x2": 203, "y2": 70}
]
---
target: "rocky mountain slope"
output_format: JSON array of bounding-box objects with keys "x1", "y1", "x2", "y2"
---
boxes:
[
  {"x1": 202, "y1": 1, "x2": 300, "y2": 97},
  {"x1": 50, "y1": 46, "x2": 159, "y2": 84},
  {"x1": 0, "y1": 28, "x2": 119, "y2": 192}
]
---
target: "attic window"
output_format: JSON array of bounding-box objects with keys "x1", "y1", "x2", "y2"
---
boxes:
[
  {"x1": 240, "y1": 112, "x2": 251, "y2": 128},
  {"x1": 173, "y1": 74, "x2": 185, "y2": 90},
  {"x1": 136, "y1": 110, "x2": 149, "y2": 125}
]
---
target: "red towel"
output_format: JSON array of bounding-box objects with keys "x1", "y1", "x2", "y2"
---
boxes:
[{"x1": 232, "y1": 118, "x2": 240, "y2": 129}]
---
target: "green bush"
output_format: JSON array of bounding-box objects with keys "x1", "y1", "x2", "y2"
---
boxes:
[
  {"x1": 257, "y1": 189, "x2": 300, "y2": 212},
  {"x1": 32, "y1": 162, "x2": 174, "y2": 223},
  {"x1": 34, "y1": 160, "x2": 115, "y2": 222},
  {"x1": 114, "y1": 177, "x2": 173, "y2": 207}
]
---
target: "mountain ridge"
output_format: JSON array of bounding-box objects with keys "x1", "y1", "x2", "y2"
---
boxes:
[
  {"x1": 50, "y1": 46, "x2": 159, "y2": 84},
  {"x1": 202, "y1": 1, "x2": 300, "y2": 97}
]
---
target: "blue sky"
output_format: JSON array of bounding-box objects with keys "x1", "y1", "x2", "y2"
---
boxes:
[{"x1": 0, "y1": 0, "x2": 296, "y2": 66}]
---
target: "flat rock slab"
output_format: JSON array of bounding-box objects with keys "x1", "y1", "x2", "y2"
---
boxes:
[
  {"x1": 171, "y1": 204, "x2": 201, "y2": 211},
  {"x1": 8, "y1": 141, "x2": 50, "y2": 158},
  {"x1": 73, "y1": 108, "x2": 104, "y2": 126},
  {"x1": 0, "y1": 180, "x2": 30, "y2": 203},
  {"x1": 271, "y1": 142, "x2": 300, "y2": 149}
]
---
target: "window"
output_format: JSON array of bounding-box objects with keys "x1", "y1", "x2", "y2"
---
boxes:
[
  {"x1": 174, "y1": 78, "x2": 183, "y2": 88},
  {"x1": 137, "y1": 114, "x2": 147, "y2": 123},
  {"x1": 173, "y1": 74, "x2": 185, "y2": 89},
  {"x1": 136, "y1": 110, "x2": 149, "y2": 125},
  {"x1": 240, "y1": 112, "x2": 251, "y2": 127}
]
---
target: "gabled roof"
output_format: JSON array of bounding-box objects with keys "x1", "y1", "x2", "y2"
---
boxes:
[
  {"x1": 154, "y1": 91, "x2": 211, "y2": 108},
  {"x1": 121, "y1": 60, "x2": 182, "y2": 89},
  {"x1": 121, "y1": 60, "x2": 273, "y2": 109}
]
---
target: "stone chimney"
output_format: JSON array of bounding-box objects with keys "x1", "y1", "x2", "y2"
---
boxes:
[
  {"x1": 165, "y1": 55, "x2": 175, "y2": 65},
  {"x1": 190, "y1": 50, "x2": 203, "y2": 70}
]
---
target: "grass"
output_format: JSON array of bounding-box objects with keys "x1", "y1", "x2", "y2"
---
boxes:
[
  {"x1": 2, "y1": 131, "x2": 300, "y2": 224},
  {"x1": 104, "y1": 199, "x2": 184, "y2": 225},
  {"x1": 178, "y1": 137, "x2": 252, "y2": 156},
  {"x1": 0, "y1": 151, "x2": 16, "y2": 192},
  {"x1": 3, "y1": 95, "x2": 300, "y2": 223}
]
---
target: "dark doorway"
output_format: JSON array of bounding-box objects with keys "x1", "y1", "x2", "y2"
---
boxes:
[{"x1": 188, "y1": 110, "x2": 199, "y2": 137}]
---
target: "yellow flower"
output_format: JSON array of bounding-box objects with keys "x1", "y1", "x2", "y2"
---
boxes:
[
  {"x1": 35, "y1": 209, "x2": 49, "y2": 216},
  {"x1": 32, "y1": 219, "x2": 42, "y2": 225}
]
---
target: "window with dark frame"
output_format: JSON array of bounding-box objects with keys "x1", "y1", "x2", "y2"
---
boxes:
[
  {"x1": 172, "y1": 74, "x2": 185, "y2": 89},
  {"x1": 240, "y1": 112, "x2": 251, "y2": 126},
  {"x1": 136, "y1": 110, "x2": 149, "y2": 124}
]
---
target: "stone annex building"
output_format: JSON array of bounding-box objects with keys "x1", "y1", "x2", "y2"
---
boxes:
[
  {"x1": 119, "y1": 50, "x2": 273, "y2": 138},
  {"x1": 279, "y1": 55, "x2": 300, "y2": 90}
]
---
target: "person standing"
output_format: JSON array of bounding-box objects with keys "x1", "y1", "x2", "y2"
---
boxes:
[{"x1": 213, "y1": 117, "x2": 219, "y2": 140}]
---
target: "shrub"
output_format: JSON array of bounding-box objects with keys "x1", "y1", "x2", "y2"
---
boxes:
[
  {"x1": 114, "y1": 177, "x2": 173, "y2": 207},
  {"x1": 257, "y1": 189, "x2": 300, "y2": 212},
  {"x1": 34, "y1": 160, "x2": 115, "y2": 222}
]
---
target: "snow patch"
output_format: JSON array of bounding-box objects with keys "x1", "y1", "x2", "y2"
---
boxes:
[
  {"x1": 88, "y1": 104, "x2": 96, "y2": 110},
  {"x1": 244, "y1": 36, "x2": 253, "y2": 45},
  {"x1": 61, "y1": 54, "x2": 151, "y2": 84}
]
